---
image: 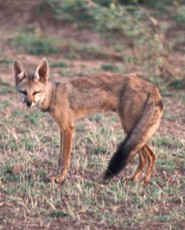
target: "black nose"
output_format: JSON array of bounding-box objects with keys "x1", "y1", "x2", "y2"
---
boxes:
[{"x1": 26, "y1": 101, "x2": 32, "y2": 107}]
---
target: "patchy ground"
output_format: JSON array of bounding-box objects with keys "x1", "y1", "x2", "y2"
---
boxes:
[{"x1": 0, "y1": 1, "x2": 185, "y2": 229}]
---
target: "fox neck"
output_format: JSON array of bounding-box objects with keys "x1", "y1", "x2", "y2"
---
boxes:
[{"x1": 37, "y1": 82, "x2": 56, "y2": 112}]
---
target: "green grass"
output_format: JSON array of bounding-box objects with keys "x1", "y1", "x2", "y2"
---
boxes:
[
  {"x1": 44, "y1": 0, "x2": 168, "y2": 79},
  {"x1": 175, "y1": 6, "x2": 185, "y2": 24},
  {"x1": 100, "y1": 63, "x2": 119, "y2": 72},
  {"x1": 9, "y1": 28, "x2": 124, "y2": 61},
  {"x1": 170, "y1": 79, "x2": 185, "y2": 89},
  {"x1": 0, "y1": 57, "x2": 12, "y2": 65},
  {"x1": 50, "y1": 60, "x2": 70, "y2": 68},
  {"x1": 9, "y1": 27, "x2": 58, "y2": 55},
  {"x1": 0, "y1": 78, "x2": 14, "y2": 94}
]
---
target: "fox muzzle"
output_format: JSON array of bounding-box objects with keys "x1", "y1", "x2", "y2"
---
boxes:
[{"x1": 26, "y1": 101, "x2": 32, "y2": 107}]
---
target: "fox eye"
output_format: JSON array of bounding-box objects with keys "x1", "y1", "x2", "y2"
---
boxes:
[
  {"x1": 33, "y1": 91, "x2": 41, "y2": 96},
  {"x1": 20, "y1": 90, "x2": 27, "y2": 96}
]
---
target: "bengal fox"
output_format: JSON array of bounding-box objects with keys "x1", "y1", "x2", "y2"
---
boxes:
[{"x1": 13, "y1": 59, "x2": 163, "y2": 185}]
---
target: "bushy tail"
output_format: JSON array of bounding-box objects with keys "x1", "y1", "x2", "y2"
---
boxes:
[
  {"x1": 103, "y1": 134, "x2": 133, "y2": 179},
  {"x1": 103, "y1": 95, "x2": 162, "y2": 180}
]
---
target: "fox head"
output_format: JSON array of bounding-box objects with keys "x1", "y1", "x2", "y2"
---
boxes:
[{"x1": 13, "y1": 59, "x2": 49, "y2": 108}]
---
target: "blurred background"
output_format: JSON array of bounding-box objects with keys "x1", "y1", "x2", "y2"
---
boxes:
[{"x1": 0, "y1": 0, "x2": 185, "y2": 84}]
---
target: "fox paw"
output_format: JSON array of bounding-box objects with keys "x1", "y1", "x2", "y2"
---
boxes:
[
  {"x1": 43, "y1": 176, "x2": 65, "y2": 184},
  {"x1": 50, "y1": 176, "x2": 65, "y2": 184},
  {"x1": 126, "y1": 175, "x2": 140, "y2": 182}
]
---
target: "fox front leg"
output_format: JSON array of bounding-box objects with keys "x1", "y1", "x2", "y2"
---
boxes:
[{"x1": 50, "y1": 127, "x2": 74, "y2": 184}]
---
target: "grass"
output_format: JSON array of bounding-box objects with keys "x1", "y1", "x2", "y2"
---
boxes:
[
  {"x1": 0, "y1": 78, "x2": 14, "y2": 94},
  {"x1": 175, "y1": 6, "x2": 185, "y2": 24},
  {"x1": 0, "y1": 0, "x2": 185, "y2": 229},
  {"x1": 12, "y1": 0, "x2": 165, "y2": 80},
  {"x1": 9, "y1": 28, "x2": 124, "y2": 61},
  {"x1": 0, "y1": 57, "x2": 12, "y2": 65},
  {"x1": 9, "y1": 27, "x2": 58, "y2": 55},
  {"x1": 100, "y1": 63, "x2": 120, "y2": 72},
  {"x1": 0, "y1": 87, "x2": 184, "y2": 228},
  {"x1": 46, "y1": 0, "x2": 169, "y2": 73}
]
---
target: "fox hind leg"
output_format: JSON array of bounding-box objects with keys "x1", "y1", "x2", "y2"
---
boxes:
[
  {"x1": 142, "y1": 144, "x2": 156, "y2": 185},
  {"x1": 127, "y1": 144, "x2": 156, "y2": 185},
  {"x1": 129, "y1": 149, "x2": 147, "y2": 182}
]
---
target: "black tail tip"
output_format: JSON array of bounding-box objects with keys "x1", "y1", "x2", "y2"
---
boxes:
[{"x1": 103, "y1": 170, "x2": 115, "y2": 180}]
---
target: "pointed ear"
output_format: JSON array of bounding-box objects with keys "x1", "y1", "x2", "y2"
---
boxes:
[
  {"x1": 35, "y1": 59, "x2": 49, "y2": 82},
  {"x1": 13, "y1": 60, "x2": 27, "y2": 85}
]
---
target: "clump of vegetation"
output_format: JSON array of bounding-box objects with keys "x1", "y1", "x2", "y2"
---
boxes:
[
  {"x1": 9, "y1": 26, "x2": 57, "y2": 55},
  {"x1": 100, "y1": 63, "x2": 119, "y2": 72},
  {"x1": 47, "y1": 0, "x2": 145, "y2": 36},
  {"x1": 46, "y1": 0, "x2": 167, "y2": 80},
  {"x1": 175, "y1": 6, "x2": 185, "y2": 24}
]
